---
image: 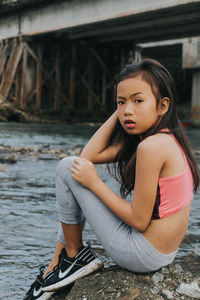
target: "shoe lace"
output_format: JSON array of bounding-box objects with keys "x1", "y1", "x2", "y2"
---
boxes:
[{"x1": 86, "y1": 241, "x2": 91, "y2": 248}]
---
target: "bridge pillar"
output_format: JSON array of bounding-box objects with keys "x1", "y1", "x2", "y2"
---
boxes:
[
  {"x1": 191, "y1": 70, "x2": 200, "y2": 123},
  {"x1": 182, "y1": 37, "x2": 200, "y2": 124}
]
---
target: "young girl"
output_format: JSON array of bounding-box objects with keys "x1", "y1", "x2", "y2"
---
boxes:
[{"x1": 24, "y1": 58, "x2": 199, "y2": 300}]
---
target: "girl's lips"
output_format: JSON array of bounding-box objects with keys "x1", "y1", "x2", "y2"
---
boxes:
[{"x1": 124, "y1": 120, "x2": 136, "y2": 129}]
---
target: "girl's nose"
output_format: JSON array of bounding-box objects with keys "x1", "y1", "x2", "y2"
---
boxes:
[{"x1": 124, "y1": 103, "x2": 133, "y2": 115}]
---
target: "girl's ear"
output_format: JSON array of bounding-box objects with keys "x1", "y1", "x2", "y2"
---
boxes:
[{"x1": 158, "y1": 97, "x2": 170, "y2": 115}]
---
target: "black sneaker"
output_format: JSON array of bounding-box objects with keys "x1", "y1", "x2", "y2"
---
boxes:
[
  {"x1": 23, "y1": 265, "x2": 54, "y2": 300},
  {"x1": 42, "y1": 242, "x2": 103, "y2": 292}
]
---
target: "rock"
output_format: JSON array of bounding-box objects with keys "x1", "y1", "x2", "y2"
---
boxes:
[
  {"x1": 0, "y1": 153, "x2": 18, "y2": 163},
  {"x1": 73, "y1": 148, "x2": 82, "y2": 156},
  {"x1": 104, "y1": 286, "x2": 117, "y2": 293},
  {"x1": 174, "y1": 264, "x2": 183, "y2": 274},
  {"x1": 67, "y1": 148, "x2": 82, "y2": 156},
  {"x1": 161, "y1": 267, "x2": 169, "y2": 274},
  {"x1": 162, "y1": 289, "x2": 174, "y2": 299},
  {"x1": 0, "y1": 164, "x2": 6, "y2": 171},
  {"x1": 11, "y1": 145, "x2": 22, "y2": 152},
  {"x1": 25, "y1": 146, "x2": 38, "y2": 152},
  {"x1": 0, "y1": 145, "x2": 6, "y2": 151},
  {"x1": 150, "y1": 286, "x2": 160, "y2": 295},
  {"x1": 151, "y1": 272, "x2": 164, "y2": 283},
  {"x1": 153, "y1": 296, "x2": 164, "y2": 300},
  {"x1": 121, "y1": 288, "x2": 141, "y2": 299},
  {"x1": 42, "y1": 143, "x2": 50, "y2": 148},
  {"x1": 176, "y1": 281, "x2": 200, "y2": 298},
  {"x1": 186, "y1": 271, "x2": 193, "y2": 278},
  {"x1": 48, "y1": 149, "x2": 61, "y2": 154}
]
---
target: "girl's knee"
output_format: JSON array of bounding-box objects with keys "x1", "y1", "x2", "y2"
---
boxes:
[{"x1": 56, "y1": 156, "x2": 78, "y2": 177}]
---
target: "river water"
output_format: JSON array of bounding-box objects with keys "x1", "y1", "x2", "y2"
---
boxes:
[{"x1": 0, "y1": 122, "x2": 199, "y2": 300}]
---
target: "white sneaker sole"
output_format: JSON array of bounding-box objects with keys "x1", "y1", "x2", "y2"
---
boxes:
[
  {"x1": 37, "y1": 291, "x2": 54, "y2": 300},
  {"x1": 42, "y1": 258, "x2": 103, "y2": 292}
]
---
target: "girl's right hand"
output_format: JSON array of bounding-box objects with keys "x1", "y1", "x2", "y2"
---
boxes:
[{"x1": 71, "y1": 157, "x2": 100, "y2": 189}]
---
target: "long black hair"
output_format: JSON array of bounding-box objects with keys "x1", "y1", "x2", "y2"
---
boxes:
[{"x1": 108, "y1": 58, "x2": 199, "y2": 197}]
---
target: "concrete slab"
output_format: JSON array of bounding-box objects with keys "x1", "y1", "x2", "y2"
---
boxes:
[{"x1": 0, "y1": 0, "x2": 200, "y2": 41}]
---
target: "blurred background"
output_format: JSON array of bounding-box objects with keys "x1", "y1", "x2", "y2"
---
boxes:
[{"x1": 0, "y1": 1, "x2": 200, "y2": 299}]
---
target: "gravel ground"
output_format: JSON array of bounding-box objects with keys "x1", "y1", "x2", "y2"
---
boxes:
[{"x1": 50, "y1": 249, "x2": 200, "y2": 300}]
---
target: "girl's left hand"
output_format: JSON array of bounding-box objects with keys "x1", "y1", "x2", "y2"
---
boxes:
[{"x1": 71, "y1": 157, "x2": 100, "y2": 189}]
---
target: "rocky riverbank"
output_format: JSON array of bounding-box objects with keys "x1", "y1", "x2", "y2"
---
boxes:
[
  {"x1": 0, "y1": 143, "x2": 82, "y2": 166},
  {"x1": 50, "y1": 248, "x2": 200, "y2": 300},
  {"x1": 0, "y1": 142, "x2": 199, "y2": 166}
]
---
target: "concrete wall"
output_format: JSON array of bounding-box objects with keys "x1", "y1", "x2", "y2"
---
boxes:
[
  {"x1": 0, "y1": 0, "x2": 200, "y2": 40},
  {"x1": 182, "y1": 37, "x2": 200, "y2": 68},
  {"x1": 0, "y1": 15, "x2": 19, "y2": 40}
]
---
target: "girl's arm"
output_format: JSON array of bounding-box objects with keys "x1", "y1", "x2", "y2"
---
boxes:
[
  {"x1": 80, "y1": 111, "x2": 122, "y2": 164},
  {"x1": 71, "y1": 136, "x2": 165, "y2": 232}
]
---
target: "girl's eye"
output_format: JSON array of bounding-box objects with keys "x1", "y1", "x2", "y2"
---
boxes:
[
  {"x1": 117, "y1": 100, "x2": 124, "y2": 105},
  {"x1": 135, "y1": 99, "x2": 143, "y2": 103}
]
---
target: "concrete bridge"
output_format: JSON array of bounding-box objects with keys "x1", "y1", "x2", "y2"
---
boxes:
[{"x1": 0, "y1": 0, "x2": 200, "y2": 123}]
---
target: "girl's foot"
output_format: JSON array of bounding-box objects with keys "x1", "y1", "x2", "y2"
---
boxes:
[
  {"x1": 23, "y1": 266, "x2": 54, "y2": 300},
  {"x1": 42, "y1": 242, "x2": 103, "y2": 292}
]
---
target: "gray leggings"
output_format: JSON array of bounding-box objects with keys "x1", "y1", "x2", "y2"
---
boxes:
[{"x1": 56, "y1": 156, "x2": 177, "y2": 273}]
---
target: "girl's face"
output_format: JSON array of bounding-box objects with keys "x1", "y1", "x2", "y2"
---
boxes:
[{"x1": 116, "y1": 75, "x2": 162, "y2": 136}]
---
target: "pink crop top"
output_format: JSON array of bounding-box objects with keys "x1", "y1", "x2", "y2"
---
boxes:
[{"x1": 151, "y1": 134, "x2": 193, "y2": 219}]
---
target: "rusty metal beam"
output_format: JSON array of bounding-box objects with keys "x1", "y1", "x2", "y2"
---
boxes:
[
  {"x1": 0, "y1": 40, "x2": 8, "y2": 77},
  {"x1": 21, "y1": 46, "x2": 28, "y2": 108},
  {"x1": 0, "y1": 40, "x2": 24, "y2": 101},
  {"x1": 15, "y1": 68, "x2": 21, "y2": 105}
]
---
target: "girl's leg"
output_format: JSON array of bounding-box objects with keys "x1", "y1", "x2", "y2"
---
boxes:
[
  {"x1": 61, "y1": 223, "x2": 83, "y2": 257},
  {"x1": 43, "y1": 218, "x2": 85, "y2": 277},
  {"x1": 55, "y1": 156, "x2": 131, "y2": 264},
  {"x1": 43, "y1": 223, "x2": 83, "y2": 277},
  {"x1": 43, "y1": 217, "x2": 85, "y2": 278},
  {"x1": 42, "y1": 156, "x2": 127, "y2": 292}
]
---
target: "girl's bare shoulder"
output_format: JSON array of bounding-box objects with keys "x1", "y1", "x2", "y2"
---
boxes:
[
  {"x1": 138, "y1": 133, "x2": 172, "y2": 155},
  {"x1": 136, "y1": 134, "x2": 171, "y2": 175}
]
